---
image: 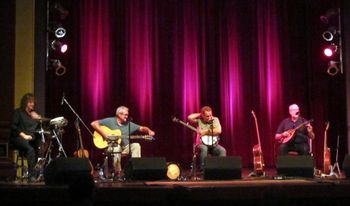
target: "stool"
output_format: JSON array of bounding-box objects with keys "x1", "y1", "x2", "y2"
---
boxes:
[{"x1": 12, "y1": 150, "x2": 28, "y2": 179}]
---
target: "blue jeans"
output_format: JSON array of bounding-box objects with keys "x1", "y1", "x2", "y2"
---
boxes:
[{"x1": 197, "y1": 143, "x2": 226, "y2": 169}]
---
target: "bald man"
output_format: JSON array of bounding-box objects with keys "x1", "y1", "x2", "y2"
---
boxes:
[{"x1": 275, "y1": 104, "x2": 315, "y2": 155}]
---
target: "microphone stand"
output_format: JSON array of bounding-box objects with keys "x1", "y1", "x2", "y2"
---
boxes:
[
  {"x1": 128, "y1": 118, "x2": 131, "y2": 158},
  {"x1": 61, "y1": 96, "x2": 94, "y2": 137}
]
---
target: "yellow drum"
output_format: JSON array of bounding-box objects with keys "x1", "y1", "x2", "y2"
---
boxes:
[{"x1": 167, "y1": 162, "x2": 181, "y2": 180}]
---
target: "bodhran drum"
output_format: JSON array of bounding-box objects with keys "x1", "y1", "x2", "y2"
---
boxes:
[
  {"x1": 49, "y1": 116, "x2": 68, "y2": 128},
  {"x1": 167, "y1": 162, "x2": 181, "y2": 180}
]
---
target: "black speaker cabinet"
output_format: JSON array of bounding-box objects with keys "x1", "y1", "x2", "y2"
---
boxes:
[
  {"x1": 125, "y1": 157, "x2": 167, "y2": 180},
  {"x1": 276, "y1": 155, "x2": 314, "y2": 178},
  {"x1": 343, "y1": 155, "x2": 350, "y2": 178},
  {"x1": 44, "y1": 158, "x2": 92, "y2": 185},
  {"x1": 204, "y1": 156, "x2": 242, "y2": 180}
]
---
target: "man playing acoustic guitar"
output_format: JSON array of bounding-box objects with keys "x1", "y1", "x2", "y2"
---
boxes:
[
  {"x1": 275, "y1": 104, "x2": 315, "y2": 155},
  {"x1": 91, "y1": 106, "x2": 155, "y2": 175},
  {"x1": 188, "y1": 106, "x2": 226, "y2": 171}
]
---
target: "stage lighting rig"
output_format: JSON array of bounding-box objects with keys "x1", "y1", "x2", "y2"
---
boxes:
[{"x1": 320, "y1": 8, "x2": 342, "y2": 76}]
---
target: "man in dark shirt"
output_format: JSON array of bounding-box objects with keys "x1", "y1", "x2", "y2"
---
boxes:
[
  {"x1": 10, "y1": 93, "x2": 43, "y2": 182},
  {"x1": 275, "y1": 104, "x2": 315, "y2": 155}
]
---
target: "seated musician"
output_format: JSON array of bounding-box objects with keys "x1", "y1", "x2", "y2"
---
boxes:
[
  {"x1": 188, "y1": 106, "x2": 226, "y2": 171},
  {"x1": 91, "y1": 106, "x2": 155, "y2": 175},
  {"x1": 275, "y1": 104, "x2": 315, "y2": 155},
  {"x1": 9, "y1": 93, "x2": 44, "y2": 182}
]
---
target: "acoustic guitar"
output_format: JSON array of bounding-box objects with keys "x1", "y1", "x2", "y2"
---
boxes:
[
  {"x1": 93, "y1": 125, "x2": 155, "y2": 149},
  {"x1": 279, "y1": 119, "x2": 313, "y2": 144},
  {"x1": 323, "y1": 122, "x2": 331, "y2": 174},
  {"x1": 251, "y1": 110, "x2": 265, "y2": 175}
]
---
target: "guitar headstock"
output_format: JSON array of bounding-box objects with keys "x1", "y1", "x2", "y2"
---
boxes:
[
  {"x1": 172, "y1": 116, "x2": 179, "y2": 122},
  {"x1": 325, "y1": 121, "x2": 330, "y2": 131}
]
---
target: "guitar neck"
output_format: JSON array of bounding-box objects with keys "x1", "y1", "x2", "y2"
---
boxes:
[{"x1": 176, "y1": 119, "x2": 197, "y2": 133}]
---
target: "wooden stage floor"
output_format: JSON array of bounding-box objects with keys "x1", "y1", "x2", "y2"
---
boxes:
[{"x1": 0, "y1": 168, "x2": 350, "y2": 206}]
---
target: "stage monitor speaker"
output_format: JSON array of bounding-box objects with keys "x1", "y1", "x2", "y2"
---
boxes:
[
  {"x1": 204, "y1": 156, "x2": 242, "y2": 180},
  {"x1": 343, "y1": 155, "x2": 350, "y2": 178},
  {"x1": 276, "y1": 155, "x2": 314, "y2": 178},
  {"x1": 44, "y1": 157, "x2": 92, "y2": 185},
  {"x1": 125, "y1": 157, "x2": 167, "y2": 180}
]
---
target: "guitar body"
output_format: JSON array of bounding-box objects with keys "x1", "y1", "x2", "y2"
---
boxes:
[
  {"x1": 74, "y1": 121, "x2": 93, "y2": 175},
  {"x1": 93, "y1": 126, "x2": 122, "y2": 149},
  {"x1": 323, "y1": 122, "x2": 331, "y2": 174},
  {"x1": 252, "y1": 144, "x2": 264, "y2": 175},
  {"x1": 74, "y1": 149, "x2": 90, "y2": 158},
  {"x1": 93, "y1": 125, "x2": 154, "y2": 149}
]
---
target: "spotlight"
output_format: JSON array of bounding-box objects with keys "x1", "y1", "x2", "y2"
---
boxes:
[
  {"x1": 323, "y1": 44, "x2": 338, "y2": 57},
  {"x1": 322, "y1": 27, "x2": 338, "y2": 42},
  {"x1": 50, "y1": 39, "x2": 68, "y2": 53},
  {"x1": 49, "y1": 23, "x2": 66, "y2": 38},
  {"x1": 327, "y1": 61, "x2": 339, "y2": 76},
  {"x1": 320, "y1": 8, "x2": 338, "y2": 24},
  {"x1": 50, "y1": 59, "x2": 66, "y2": 76}
]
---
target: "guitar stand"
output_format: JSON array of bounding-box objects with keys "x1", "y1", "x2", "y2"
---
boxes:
[{"x1": 248, "y1": 171, "x2": 266, "y2": 178}]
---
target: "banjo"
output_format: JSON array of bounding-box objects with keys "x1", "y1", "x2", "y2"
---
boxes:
[{"x1": 172, "y1": 117, "x2": 219, "y2": 146}]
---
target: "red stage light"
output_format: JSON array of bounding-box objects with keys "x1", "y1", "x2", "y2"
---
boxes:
[{"x1": 323, "y1": 44, "x2": 337, "y2": 57}]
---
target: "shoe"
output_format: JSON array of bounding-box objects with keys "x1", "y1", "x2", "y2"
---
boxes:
[{"x1": 28, "y1": 176, "x2": 37, "y2": 183}]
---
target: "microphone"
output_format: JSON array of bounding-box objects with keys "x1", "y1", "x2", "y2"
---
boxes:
[
  {"x1": 127, "y1": 117, "x2": 133, "y2": 122},
  {"x1": 295, "y1": 111, "x2": 300, "y2": 116},
  {"x1": 208, "y1": 119, "x2": 214, "y2": 124},
  {"x1": 61, "y1": 93, "x2": 65, "y2": 105}
]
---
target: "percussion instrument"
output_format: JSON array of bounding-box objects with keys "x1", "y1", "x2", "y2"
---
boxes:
[
  {"x1": 167, "y1": 162, "x2": 181, "y2": 180},
  {"x1": 50, "y1": 116, "x2": 68, "y2": 127}
]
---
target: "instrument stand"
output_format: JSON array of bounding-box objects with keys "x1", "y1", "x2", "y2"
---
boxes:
[
  {"x1": 34, "y1": 120, "x2": 49, "y2": 181},
  {"x1": 52, "y1": 128, "x2": 67, "y2": 158},
  {"x1": 188, "y1": 143, "x2": 201, "y2": 180},
  {"x1": 332, "y1": 135, "x2": 341, "y2": 177},
  {"x1": 248, "y1": 171, "x2": 266, "y2": 178}
]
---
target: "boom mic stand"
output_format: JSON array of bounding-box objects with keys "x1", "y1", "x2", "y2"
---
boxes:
[{"x1": 61, "y1": 96, "x2": 94, "y2": 138}]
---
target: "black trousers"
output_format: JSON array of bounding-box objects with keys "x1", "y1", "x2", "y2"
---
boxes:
[
  {"x1": 10, "y1": 136, "x2": 40, "y2": 176},
  {"x1": 279, "y1": 141, "x2": 310, "y2": 155}
]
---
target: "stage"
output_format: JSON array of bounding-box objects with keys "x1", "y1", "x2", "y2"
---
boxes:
[{"x1": 0, "y1": 168, "x2": 350, "y2": 206}]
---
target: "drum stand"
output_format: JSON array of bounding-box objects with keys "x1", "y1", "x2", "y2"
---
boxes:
[
  {"x1": 51, "y1": 128, "x2": 67, "y2": 158},
  {"x1": 34, "y1": 120, "x2": 49, "y2": 181}
]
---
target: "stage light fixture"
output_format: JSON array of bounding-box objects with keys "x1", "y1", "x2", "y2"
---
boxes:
[
  {"x1": 320, "y1": 8, "x2": 338, "y2": 24},
  {"x1": 50, "y1": 59, "x2": 66, "y2": 76},
  {"x1": 327, "y1": 61, "x2": 340, "y2": 76},
  {"x1": 323, "y1": 44, "x2": 338, "y2": 57},
  {"x1": 49, "y1": 23, "x2": 66, "y2": 38},
  {"x1": 322, "y1": 27, "x2": 338, "y2": 42},
  {"x1": 50, "y1": 39, "x2": 68, "y2": 53}
]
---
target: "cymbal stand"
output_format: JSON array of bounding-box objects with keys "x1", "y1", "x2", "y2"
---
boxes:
[{"x1": 51, "y1": 127, "x2": 67, "y2": 158}]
